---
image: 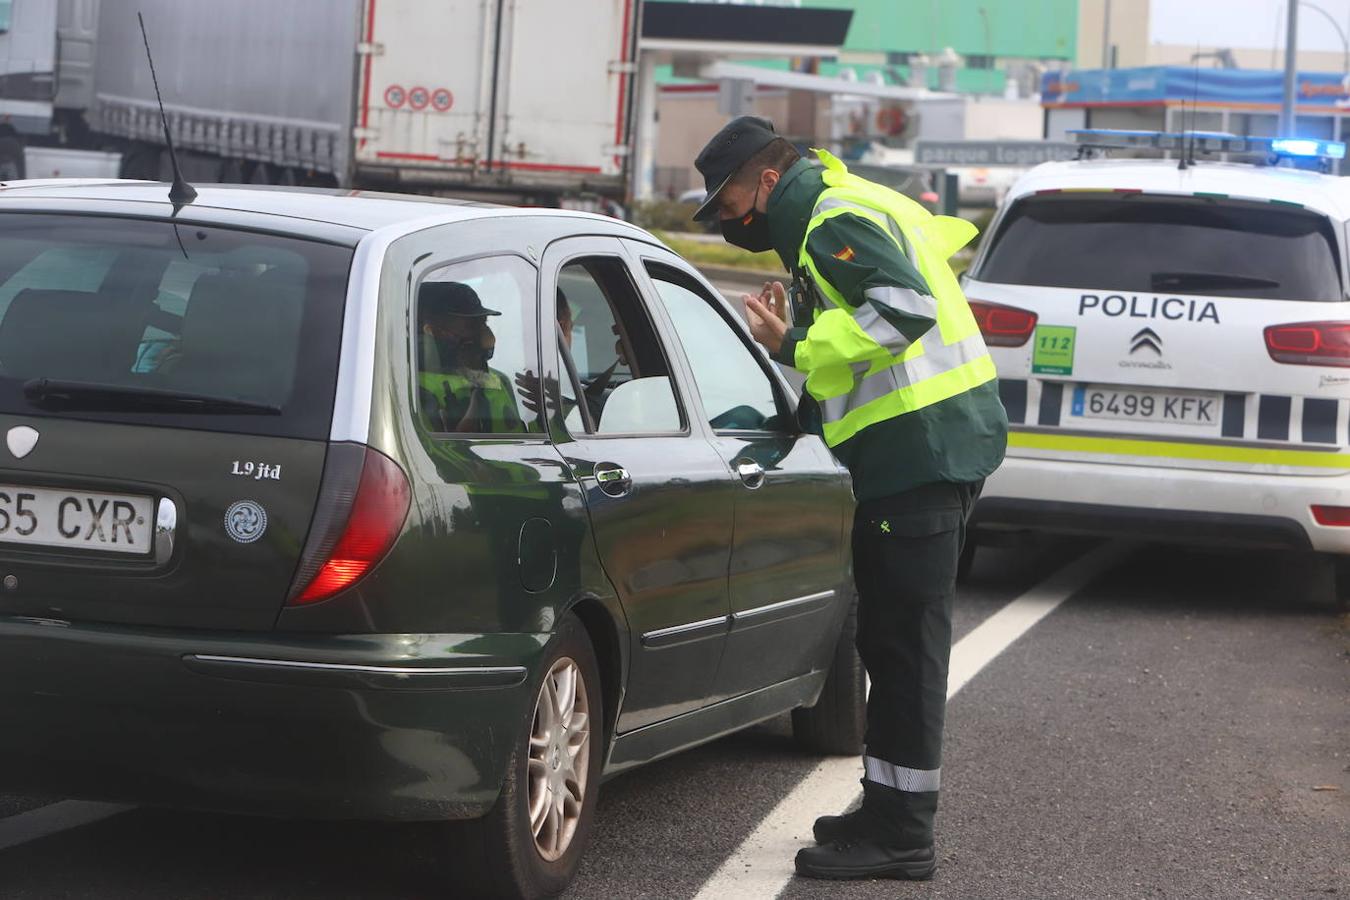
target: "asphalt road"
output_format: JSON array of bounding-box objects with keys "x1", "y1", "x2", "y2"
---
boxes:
[{"x1": 0, "y1": 538, "x2": 1343, "y2": 900}]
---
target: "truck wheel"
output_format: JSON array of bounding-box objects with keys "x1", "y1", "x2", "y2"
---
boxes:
[
  {"x1": 219, "y1": 158, "x2": 246, "y2": 184},
  {"x1": 0, "y1": 137, "x2": 24, "y2": 181},
  {"x1": 120, "y1": 144, "x2": 161, "y2": 181},
  {"x1": 792, "y1": 595, "x2": 866, "y2": 756},
  {"x1": 270, "y1": 164, "x2": 297, "y2": 186},
  {"x1": 446, "y1": 614, "x2": 603, "y2": 899}
]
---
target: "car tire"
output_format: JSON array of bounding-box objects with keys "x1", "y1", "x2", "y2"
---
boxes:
[
  {"x1": 792, "y1": 595, "x2": 866, "y2": 756},
  {"x1": 447, "y1": 613, "x2": 604, "y2": 899},
  {"x1": 0, "y1": 137, "x2": 25, "y2": 181},
  {"x1": 1313, "y1": 552, "x2": 1349, "y2": 611},
  {"x1": 1275, "y1": 552, "x2": 1346, "y2": 611}
]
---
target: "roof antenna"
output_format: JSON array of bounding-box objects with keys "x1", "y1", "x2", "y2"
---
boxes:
[
  {"x1": 1180, "y1": 46, "x2": 1202, "y2": 171},
  {"x1": 137, "y1": 12, "x2": 196, "y2": 208}
]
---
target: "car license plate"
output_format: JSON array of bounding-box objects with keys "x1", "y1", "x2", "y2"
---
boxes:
[
  {"x1": 1071, "y1": 385, "x2": 1220, "y2": 426},
  {"x1": 0, "y1": 485, "x2": 154, "y2": 554}
]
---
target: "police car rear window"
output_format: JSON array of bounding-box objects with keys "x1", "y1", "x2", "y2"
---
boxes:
[
  {"x1": 976, "y1": 194, "x2": 1343, "y2": 302},
  {"x1": 0, "y1": 214, "x2": 351, "y2": 439}
]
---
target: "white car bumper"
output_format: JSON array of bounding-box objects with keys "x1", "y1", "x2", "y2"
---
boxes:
[{"x1": 976, "y1": 455, "x2": 1350, "y2": 555}]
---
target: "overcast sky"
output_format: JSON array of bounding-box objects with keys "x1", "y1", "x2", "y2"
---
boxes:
[{"x1": 1150, "y1": 0, "x2": 1350, "y2": 54}]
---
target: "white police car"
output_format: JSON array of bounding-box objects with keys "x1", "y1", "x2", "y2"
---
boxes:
[{"x1": 961, "y1": 131, "x2": 1350, "y2": 597}]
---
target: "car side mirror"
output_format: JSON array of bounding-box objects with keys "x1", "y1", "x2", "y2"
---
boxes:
[{"x1": 796, "y1": 393, "x2": 822, "y2": 436}]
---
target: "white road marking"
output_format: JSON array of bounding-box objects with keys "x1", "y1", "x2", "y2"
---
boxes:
[
  {"x1": 690, "y1": 541, "x2": 1135, "y2": 900},
  {"x1": 0, "y1": 801, "x2": 132, "y2": 852}
]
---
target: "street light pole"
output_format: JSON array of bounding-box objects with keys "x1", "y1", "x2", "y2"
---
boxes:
[
  {"x1": 1101, "y1": 0, "x2": 1112, "y2": 69},
  {"x1": 1280, "y1": 0, "x2": 1299, "y2": 135},
  {"x1": 1298, "y1": 1, "x2": 1349, "y2": 75}
]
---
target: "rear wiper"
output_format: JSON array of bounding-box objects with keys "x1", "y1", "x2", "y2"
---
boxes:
[
  {"x1": 1150, "y1": 271, "x2": 1280, "y2": 292},
  {"x1": 22, "y1": 379, "x2": 281, "y2": 415}
]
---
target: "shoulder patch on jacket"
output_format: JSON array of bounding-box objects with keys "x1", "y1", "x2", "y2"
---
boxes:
[{"x1": 833, "y1": 245, "x2": 856, "y2": 261}]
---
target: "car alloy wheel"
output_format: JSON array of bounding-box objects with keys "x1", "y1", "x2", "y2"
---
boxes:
[{"x1": 527, "y1": 655, "x2": 592, "y2": 862}]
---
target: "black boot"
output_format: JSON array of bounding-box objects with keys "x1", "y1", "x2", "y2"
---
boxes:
[
  {"x1": 812, "y1": 809, "x2": 868, "y2": 844},
  {"x1": 794, "y1": 839, "x2": 937, "y2": 881}
]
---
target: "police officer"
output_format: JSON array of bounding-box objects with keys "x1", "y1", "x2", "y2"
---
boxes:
[
  {"x1": 691, "y1": 117, "x2": 1007, "y2": 881},
  {"x1": 418, "y1": 281, "x2": 525, "y2": 435}
]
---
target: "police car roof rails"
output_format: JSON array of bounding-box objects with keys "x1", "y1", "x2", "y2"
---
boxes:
[{"x1": 1067, "y1": 129, "x2": 1347, "y2": 172}]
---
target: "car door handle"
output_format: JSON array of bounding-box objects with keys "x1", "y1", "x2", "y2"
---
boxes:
[
  {"x1": 594, "y1": 463, "x2": 633, "y2": 498},
  {"x1": 155, "y1": 497, "x2": 177, "y2": 566},
  {"x1": 735, "y1": 459, "x2": 766, "y2": 490}
]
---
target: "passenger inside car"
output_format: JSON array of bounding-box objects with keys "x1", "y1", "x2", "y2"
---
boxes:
[
  {"x1": 418, "y1": 281, "x2": 525, "y2": 434},
  {"x1": 552, "y1": 259, "x2": 681, "y2": 435},
  {"x1": 517, "y1": 288, "x2": 610, "y2": 426}
]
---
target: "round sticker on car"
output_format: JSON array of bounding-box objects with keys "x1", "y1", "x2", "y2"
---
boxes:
[{"x1": 224, "y1": 500, "x2": 268, "y2": 544}]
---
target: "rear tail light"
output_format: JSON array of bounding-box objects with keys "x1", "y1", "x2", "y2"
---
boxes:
[
  {"x1": 1311, "y1": 505, "x2": 1350, "y2": 527},
  {"x1": 1264, "y1": 321, "x2": 1350, "y2": 368},
  {"x1": 288, "y1": 445, "x2": 411, "y2": 605},
  {"x1": 969, "y1": 300, "x2": 1038, "y2": 347}
]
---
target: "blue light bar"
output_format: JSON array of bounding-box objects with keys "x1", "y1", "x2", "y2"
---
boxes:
[
  {"x1": 1069, "y1": 129, "x2": 1347, "y2": 163},
  {"x1": 1271, "y1": 137, "x2": 1346, "y2": 160}
]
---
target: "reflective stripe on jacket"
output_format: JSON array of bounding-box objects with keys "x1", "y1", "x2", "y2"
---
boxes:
[{"x1": 792, "y1": 149, "x2": 997, "y2": 447}]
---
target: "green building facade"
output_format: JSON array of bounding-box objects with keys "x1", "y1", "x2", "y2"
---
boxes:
[
  {"x1": 810, "y1": 0, "x2": 1077, "y2": 93},
  {"x1": 806, "y1": 0, "x2": 1077, "y2": 62},
  {"x1": 650, "y1": 1, "x2": 1079, "y2": 94}
]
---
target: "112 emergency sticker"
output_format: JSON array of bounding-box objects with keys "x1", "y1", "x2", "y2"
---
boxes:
[{"x1": 1032, "y1": 325, "x2": 1076, "y2": 375}]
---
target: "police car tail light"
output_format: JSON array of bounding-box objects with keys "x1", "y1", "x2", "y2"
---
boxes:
[
  {"x1": 969, "y1": 300, "x2": 1037, "y2": 347},
  {"x1": 1263, "y1": 321, "x2": 1350, "y2": 368},
  {"x1": 1311, "y1": 506, "x2": 1350, "y2": 527},
  {"x1": 288, "y1": 446, "x2": 411, "y2": 606}
]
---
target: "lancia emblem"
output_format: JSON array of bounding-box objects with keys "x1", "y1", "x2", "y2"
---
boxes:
[
  {"x1": 224, "y1": 500, "x2": 268, "y2": 544},
  {"x1": 6, "y1": 426, "x2": 38, "y2": 459}
]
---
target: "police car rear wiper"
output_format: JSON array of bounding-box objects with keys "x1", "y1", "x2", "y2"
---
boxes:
[
  {"x1": 1150, "y1": 272, "x2": 1280, "y2": 292},
  {"x1": 22, "y1": 379, "x2": 281, "y2": 415}
]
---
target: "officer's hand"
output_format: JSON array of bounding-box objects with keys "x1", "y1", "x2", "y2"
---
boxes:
[
  {"x1": 744, "y1": 293, "x2": 787, "y2": 355},
  {"x1": 455, "y1": 387, "x2": 486, "y2": 433},
  {"x1": 515, "y1": 370, "x2": 559, "y2": 415},
  {"x1": 758, "y1": 281, "x2": 789, "y2": 324},
  {"x1": 515, "y1": 370, "x2": 541, "y2": 413}
]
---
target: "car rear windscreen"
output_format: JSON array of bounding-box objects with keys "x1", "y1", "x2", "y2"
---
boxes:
[
  {"x1": 976, "y1": 194, "x2": 1344, "y2": 301},
  {"x1": 0, "y1": 214, "x2": 352, "y2": 439}
]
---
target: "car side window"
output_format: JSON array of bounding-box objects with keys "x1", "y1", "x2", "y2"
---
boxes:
[
  {"x1": 553, "y1": 257, "x2": 682, "y2": 435},
  {"x1": 416, "y1": 255, "x2": 538, "y2": 435},
  {"x1": 646, "y1": 264, "x2": 786, "y2": 432}
]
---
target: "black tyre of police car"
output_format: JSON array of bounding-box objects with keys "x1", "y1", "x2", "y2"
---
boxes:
[
  {"x1": 792, "y1": 595, "x2": 866, "y2": 755},
  {"x1": 449, "y1": 613, "x2": 603, "y2": 899}
]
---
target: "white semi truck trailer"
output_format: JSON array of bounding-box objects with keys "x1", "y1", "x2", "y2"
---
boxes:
[{"x1": 0, "y1": 0, "x2": 639, "y2": 204}]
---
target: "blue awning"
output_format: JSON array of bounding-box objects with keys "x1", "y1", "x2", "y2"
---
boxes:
[{"x1": 1042, "y1": 67, "x2": 1350, "y2": 111}]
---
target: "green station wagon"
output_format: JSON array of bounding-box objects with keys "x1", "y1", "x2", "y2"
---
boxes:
[{"x1": 0, "y1": 181, "x2": 862, "y2": 897}]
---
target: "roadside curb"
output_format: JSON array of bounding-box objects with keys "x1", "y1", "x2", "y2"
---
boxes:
[{"x1": 693, "y1": 263, "x2": 783, "y2": 288}]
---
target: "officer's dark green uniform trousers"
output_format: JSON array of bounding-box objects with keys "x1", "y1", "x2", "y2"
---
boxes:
[{"x1": 766, "y1": 151, "x2": 1008, "y2": 848}]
